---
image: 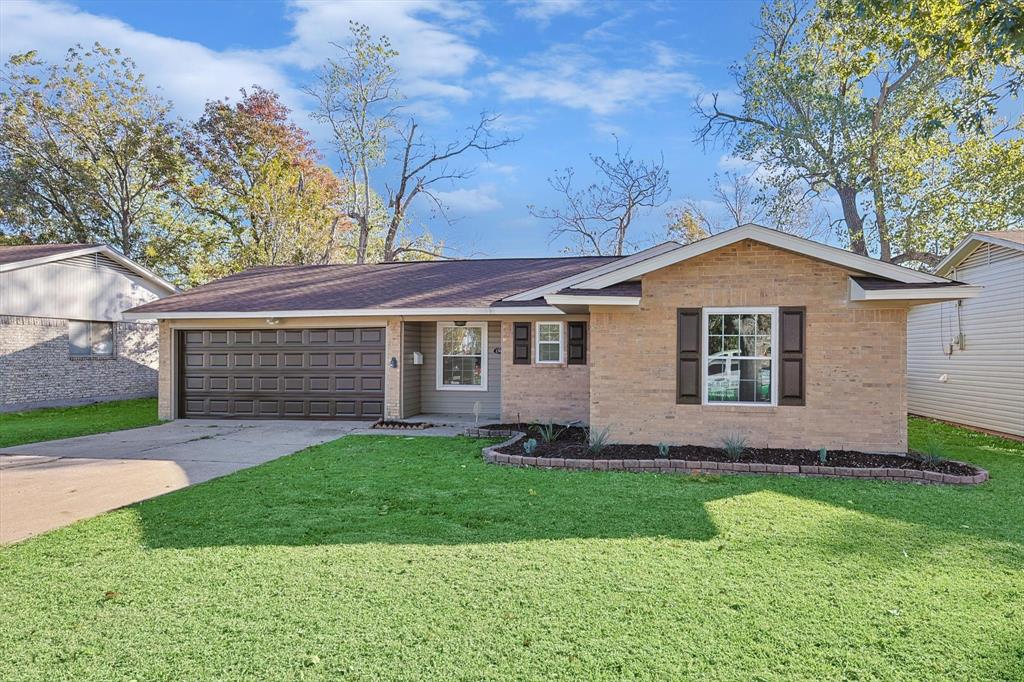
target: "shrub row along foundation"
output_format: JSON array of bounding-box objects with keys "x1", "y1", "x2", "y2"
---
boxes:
[{"x1": 473, "y1": 431, "x2": 988, "y2": 486}]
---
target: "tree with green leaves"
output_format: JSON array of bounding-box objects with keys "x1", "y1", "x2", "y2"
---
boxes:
[
  {"x1": 696, "y1": 0, "x2": 1023, "y2": 267},
  {"x1": 0, "y1": 44, "x2": 185, "y2": 263},
  {"x1": 307, "y1": 22, "x2": 516, "y2": 263},
  {"x1": 181, "y1": 87, "x2": 349, "y2": 277}
]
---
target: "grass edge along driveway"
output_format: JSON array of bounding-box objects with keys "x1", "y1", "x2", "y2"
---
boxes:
[
  {"x1": 0, "y1": 398, "x2": 161, "y2": 448},
  {"x1": 1, "y1": 417, "x2": 1021, "y2": 681}
]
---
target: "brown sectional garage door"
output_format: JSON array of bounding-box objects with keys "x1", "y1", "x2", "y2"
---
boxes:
[{"x1": 179, "y1": 327, "x2": 385, "y2": 419}]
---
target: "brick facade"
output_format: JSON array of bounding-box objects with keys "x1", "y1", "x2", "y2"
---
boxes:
[
  {"x1": 0, "y1": 315, "x2": 159, "y2": 412},
  {"x1": 589, "y1": 240, "x2": 909, "y2": 452},
  {"x1": 499, "y1": 320, "x2": 590, "y2": 424}
]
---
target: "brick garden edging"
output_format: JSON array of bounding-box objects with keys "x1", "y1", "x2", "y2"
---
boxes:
[{"x1": 468, "y1": 429, "x2": 989, "y2": 486}]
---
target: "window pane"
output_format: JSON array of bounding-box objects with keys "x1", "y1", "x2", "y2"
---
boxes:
[
  {"x1": 708, "y1": 335, "x2": 723, "y2": 355},
  {"x1": 539, "y1": 342, "x2": 560, "y2": 362},
  {"x1": 708, "y1": 315, "x2": 723, "y2": 335},
  {"x1": 740, "y1": 315, "x2": 756, "y2": 335},
  {"x1": 69, "y1": 321, "x2": 90, "y2": 356},
  {"x1": 91, "y1": 322, "x2": 114, "y2": 356},
  {"x1": 723, "y1": 315, "x2": 738, "y2": 335},
  {"x1": 755, "y1": 336, "x2": 772, "y2": 356},
  {"x1": 707, "y1": 357, "x2": 739, "y2": 402},
  {"x1": 723, "y1": 335, "x2": 739, "y2": 352},
  {"x1": 443, "y1": 326, "x2": 481, "y2": 355},
  {"x1": 538, "y1": 323, "x2": 561, "y2": 342},
  {"x1": 757, "y1": 314, "x2": 771, "y2": 335},
  {"x1": 442, "y1": 356, "x2": 481, "y2": 385},
  {"x1": 738, "y1": 359, "x2": 772, "y2": 403},
  {"x1": 740, "y1": 335, "x2": 755, "y2": 356}
]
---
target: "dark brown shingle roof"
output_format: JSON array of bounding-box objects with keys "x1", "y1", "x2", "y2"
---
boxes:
[
  {"x1": 128, "y1": 256, "x2": 621, "y2": 314},
  {"x1": 852, "y1": 277, "x2": 966, "y2": 290},
  {"x1": 0, "y1": 243, "x2": 95, "y2": 266}
]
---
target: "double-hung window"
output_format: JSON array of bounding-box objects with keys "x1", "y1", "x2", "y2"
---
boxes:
[
  {"x1": 703, "y1": 308, "x2": 776, "y2": 405},
  {"x1": 437, "y1": 322, "x2": 487, "y2": 390},
  {"x1": 69, "y1": 320, "x2": 115, "y2": 358},
  {"x1": 535, "y1": 321, "x2": 563, "y2": 364}
]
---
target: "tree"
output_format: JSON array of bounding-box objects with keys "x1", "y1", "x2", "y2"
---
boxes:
[
  {"x1": 0, "y1": 44, "x2": 185, "y2": 263},
  {"x1": 307, "y1": 22, "x2": 516, "y2": 263},
  {"x1": 696, "y1": 0, "x2": 1023, "y2": 266},
  {"x1": 182, "y1": 87, "x2": 349, "y2": 275},
  {"x1": 530, "y1": 139, "x2": 670, "y2": 256}
]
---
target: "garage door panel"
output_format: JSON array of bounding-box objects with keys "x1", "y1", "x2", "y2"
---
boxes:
[{"x1": 180, "y1": 327, "x2": 385, "y2": 420}]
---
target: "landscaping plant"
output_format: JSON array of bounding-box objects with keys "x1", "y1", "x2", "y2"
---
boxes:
[
  {"x1": 720, "y1": 433, "x2": 748, "y2": 459},
  {"x1": 536, "y1": 421, "x2": 565, "y2": 443},
  {"x1": 588, "y1": 426, "x2": 612, "y2": 455},
  {"x1": 522, "y1": 438, "x2": 537, "y2": 455}
]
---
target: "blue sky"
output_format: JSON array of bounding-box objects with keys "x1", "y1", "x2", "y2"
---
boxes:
[{"x1": 0, "y1": 0, "x2": 767, "y2": 257}]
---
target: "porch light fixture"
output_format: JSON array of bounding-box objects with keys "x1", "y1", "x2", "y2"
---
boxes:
[
  {"x1": 265, "y1": 317, "x2": 280, "y2": 325},
  {"x1": 454, "y1": 320, "x2": 466, "y2": 326}
]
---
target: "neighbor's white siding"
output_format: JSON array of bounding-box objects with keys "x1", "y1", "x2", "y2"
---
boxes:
[
  {"x1": 0, "y1": 253, "x2": 164, "y2": 321},
  {"x1": 908, "y1": 242, "x2": 1024, "y2": 436}
]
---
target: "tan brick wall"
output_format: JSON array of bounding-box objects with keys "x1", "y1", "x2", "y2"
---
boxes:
[
  {"x1": 499, "y1": 320, "x2": 591, "y2": 424},
  {"x1": 384, "y1": 318, "x2": 402, "y2": 419},
  {"x1": 590, "y1": 240, "x2": 909, "y2": 452},
  {"x1": 157, "y1": 320, "x2": 174, "y2": 420}
]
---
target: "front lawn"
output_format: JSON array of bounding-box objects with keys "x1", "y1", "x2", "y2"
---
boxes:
[
  {"x1": 1, "y1": 418, "x2": 1021, "y2": 680},
  {"x1": 0, "y1": 398, "x2": 160, "y2": 448}
]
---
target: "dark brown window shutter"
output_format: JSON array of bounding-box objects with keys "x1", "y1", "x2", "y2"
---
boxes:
[
  {"x1": 778, "y1": 307, "x2": 806, "y2": 406},
  {"x1": 513, "y1": 322, "x2": 530, "y2": 364},
  {"x1": 676, "y1": 308, "x2": 701, "y2": 404},
  {"x1": 567, "y1": 321, "x2": 587, "y2": 365}
]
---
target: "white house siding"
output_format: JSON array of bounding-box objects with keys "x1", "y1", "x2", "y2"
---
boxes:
[
  {"x1": 0, "y1": 253, "x2": 165, "y2": 411},
  {"x1": 0, "y1": 253, "x2": 165, "y2": 321},
  {"x1": 907, "y1": 242, "x2": 1024, "y2": 436}
]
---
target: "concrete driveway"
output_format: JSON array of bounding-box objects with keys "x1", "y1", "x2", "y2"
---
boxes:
[{"x1": 0, "y1": 420, "x2": 369, "y2": 544}]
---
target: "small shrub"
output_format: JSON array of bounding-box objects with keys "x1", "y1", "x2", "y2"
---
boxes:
[
  {"x1": 472, "y1": 401, "x2": 482, "y2": 426},
  {"x1": 522, "y1": 438, "x2": 538, "y2": 455},
  {"x1": 657, "y1": 442, "x2": 670, "y2": 458},
  {"x1": 916, "y1": 435, "x2": 948, "y2": 465},
  {"x1": 818, "y1": 447, "x2": 828, "y2": 464},
  {"x1": 536, "y1": 421, "x2": 565, "y2": 443},
  {"x1": 720, "y1": 433, "x2": 748, "y2": 459},
  {"x1": 588, "y1": 426, "x2": 612, "y2": 455}
]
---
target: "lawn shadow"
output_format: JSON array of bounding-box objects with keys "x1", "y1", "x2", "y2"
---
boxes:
[{"x1": 135, "y1": 435, "x2": 1024, "y2": 555}]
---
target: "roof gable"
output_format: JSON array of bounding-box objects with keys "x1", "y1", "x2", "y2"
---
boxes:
[
  {"x1": 0, "y1": 244, "x2": 178, "y2": 293},
  {"x1": 565, "y1": 224, "x2": 949, "y2": 290},
  {"x1": 935, "y1": 231, "x2": 1024, "y2": 277}
]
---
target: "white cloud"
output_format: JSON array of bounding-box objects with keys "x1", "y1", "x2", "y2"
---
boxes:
[
  {"x1": 0, "y1": 0, "x2": 300, "y2": 119},
  {"x1": 276, "y1": 0, "x2": 481, "y2": 102},
  {"x1": 488, "y1": 44, "x2": 702, "y2": 117},
  {"x1": 512, "y1": 0, "x2": 590, "y2": 26},
  {"x1": 433, "y1": 184, "x2": 503, "y2": 213}
]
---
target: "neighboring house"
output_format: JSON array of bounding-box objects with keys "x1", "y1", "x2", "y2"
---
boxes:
[
  {"x1": 0, "y1": 243, "x2": 178, "y2": 412},
  {"x1": 125, "y1": 224, "x2": 979, "y2": 453},
  {"x1": 908, "y1": 231, "x2": 1024, "y2": 438}
]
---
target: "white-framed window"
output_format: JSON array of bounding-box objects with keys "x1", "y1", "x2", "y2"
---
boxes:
[
  {"x1": 69, "y1": 320, "x2": 115, "y2": 358},
  {"x1": 436, "y1": 322, "x2": 487, "y2": 391},
  {"x1": 702, "y1": 308, "x2": 777, "y2": 406},
  {"x1": 535, "y1": 321, "x2": 564, "y2": 364}
]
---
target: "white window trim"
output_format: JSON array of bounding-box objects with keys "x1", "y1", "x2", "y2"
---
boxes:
[
  {"x1": 701, "y1": 307, "x2": 778, "y2": 407},
  {"x1": 535, "y1": 320, "x2": 565, "y2": 364},
  {"x1": 436, "y1": 321, "x2": 488, "y2": 391}
]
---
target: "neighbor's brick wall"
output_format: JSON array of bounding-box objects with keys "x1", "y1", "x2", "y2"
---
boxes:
[
  {"x1": 590, "y1": 240, "x2": 909, "y2": 452},
  {"x1": 0, "y1": 315, "x2": 159, "y2": 411},
  {"x1": 499, "y1": 320, "x2": 591, "y2": 424}
]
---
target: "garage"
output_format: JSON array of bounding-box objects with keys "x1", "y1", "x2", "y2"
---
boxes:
[{"x1": 178, "y1": 327, "x2": 385, "y2": 419}]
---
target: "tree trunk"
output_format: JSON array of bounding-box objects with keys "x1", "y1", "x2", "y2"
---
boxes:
[
  {"x1": 836, "y1": 182, "x2": 867, "y2": 255},
  {"x1": 872, "y1": 183, "x2": 892, "y2": 262}
]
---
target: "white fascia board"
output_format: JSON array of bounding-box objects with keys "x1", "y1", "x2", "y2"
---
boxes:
[
  {"x1": 935, "y1": 233, "x2": 1024, "y2": 277},
  {"x1": 121, "y1": 306, "x2": 567, "y2": 321},
  {"x1": 569, "y1": 224, "x2": 949, "y2": 290},
  {"x1": 543, "y1": 294, "x2": 641, "y2": 306},
  {"x1": 848, "y1": 279, "x2": 983, "y2": 302},
  {"x1": 501, "y1": 241, "x2": 680, "y2": 302},
  {"x1": 0, "y1": 244, "x2": 179, "y2": 294}
]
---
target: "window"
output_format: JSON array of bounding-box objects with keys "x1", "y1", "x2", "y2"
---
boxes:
[
  {"x1": 535, "y1": 321, "x2": 564, "y2": 364},
  {"x1": 703, "y1": 308, "x2": 776, "y2": 405},
  {"x1": 436, "y1": 322, "x2": 487, "y2": 390},
  {"x1": 69, "y1": 321, "x2": 114, "y2": 358}
]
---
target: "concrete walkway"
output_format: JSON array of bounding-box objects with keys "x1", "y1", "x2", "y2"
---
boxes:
[{"x1": 0, "y1": 420, "x2": 370, "y2": 544}]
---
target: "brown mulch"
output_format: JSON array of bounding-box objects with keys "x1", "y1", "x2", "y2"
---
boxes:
[{"x1": 484, "y1": 424, "x2": 979, "y2": 476}]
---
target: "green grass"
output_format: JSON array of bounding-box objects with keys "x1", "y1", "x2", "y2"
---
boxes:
[
  {"x1": 1, "y1": 418, "x2": 1022, "y2": 680},
  {"x1": 0, "y1": 398, "x2": 160, "y2": 448}
]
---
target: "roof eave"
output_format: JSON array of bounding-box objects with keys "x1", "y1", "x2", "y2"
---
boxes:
[
  {"x1": 0, "y1": 244, "x2": 178, "y2": 294},
  {"x1": 122, "y1": 305, "x2": 570, "y2": 321},
  {"x1": 935, "y1": 233, "x2": 1024, "y2": 276},
  {"x1": 848, "y1": 278, "x2": 983, "y2": 303}
]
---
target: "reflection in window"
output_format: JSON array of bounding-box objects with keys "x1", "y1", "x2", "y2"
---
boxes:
[
  {"x1": 705, "y1": 312, "x2": 773, "y2": 404},
  {"x1": 69, "y1": 321, "x2": 114, "y2": 357},
  {"x1": 439, "y1": 323, "x2": 485, "y2": 388}
]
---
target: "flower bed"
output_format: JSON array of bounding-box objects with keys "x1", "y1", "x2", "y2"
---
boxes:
[{"x1": 473, "y1": 425, "x2": 988, "y2": 485}]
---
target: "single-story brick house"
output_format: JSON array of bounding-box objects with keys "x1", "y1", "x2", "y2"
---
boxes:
[
  {"x1": 125, "y1": 224, "x2": 980, "y2": 452},
  {"x1": 0, "y1": 243, "x2": 177, "y2": 411}
]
